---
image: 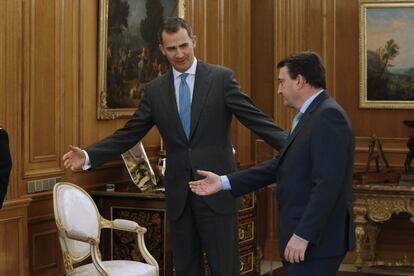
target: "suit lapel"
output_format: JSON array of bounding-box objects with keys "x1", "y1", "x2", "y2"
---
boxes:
[
  {"x1": 189, "y1": 61, "x2": 212, "y2": 140},
  {"x1": 276, "y1": 91, "x2": 329, "y2": 166}
]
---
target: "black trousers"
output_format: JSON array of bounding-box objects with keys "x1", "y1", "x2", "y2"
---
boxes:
[
  {"x1": 282, "y1": 254, "x2": 345, "y2": 276},
  {"x1": 169, "y1": 192, "x2": 240, "y2": 276}
]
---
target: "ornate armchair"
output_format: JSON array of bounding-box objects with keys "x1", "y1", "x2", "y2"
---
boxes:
[{"x1": 53, "y1": 182, "x2": 159, "y2": 275}]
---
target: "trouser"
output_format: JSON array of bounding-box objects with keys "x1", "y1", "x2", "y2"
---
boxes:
[
  {"x1": 169, "y1": 192, "x2": 240, "y2": 276},
  {"x1": 282, "y1": 254, "x2": 345, "y2": 276}
]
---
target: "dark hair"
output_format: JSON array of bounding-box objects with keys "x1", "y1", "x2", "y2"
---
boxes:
[
  {"x1": 277, "y1": 51, "x2": 326, "y2": 89},
  {"x1": 158, "y1": 17, "x2": 193, "y2": 44}
]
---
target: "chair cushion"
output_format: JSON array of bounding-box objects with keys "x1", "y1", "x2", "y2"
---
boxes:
[
  {"x1": 57, "y1": 185, "x2": 100, "y2": 259},
  {"x1": 72, "y1": 260, "x2": 156, "y2": 276}
]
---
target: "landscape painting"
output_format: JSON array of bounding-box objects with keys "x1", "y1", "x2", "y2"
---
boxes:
[
  {"x1": 98, "y1": 0, "x2": 184, "y2": 119},
  {"x1": 359, "y1": 0, "x2": 414, "y2": 108}
]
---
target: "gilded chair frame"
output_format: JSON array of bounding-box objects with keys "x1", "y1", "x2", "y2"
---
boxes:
[{"x1": 53, "y1": 182, "x2": 159, "y2": 276}]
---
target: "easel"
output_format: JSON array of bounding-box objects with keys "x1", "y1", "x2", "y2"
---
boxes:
[
  {"x1": 355, "y1": 134, "x2": 400, "y2": 184},
  {"x1": 365, "y1": 134, "x2": 390, "y2": 173}
]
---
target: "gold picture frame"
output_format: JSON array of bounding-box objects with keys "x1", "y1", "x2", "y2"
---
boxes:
[
  {"x1": 359, "y1": 0, "x2": 414, "y2": 109},
  {"x1": 97, "y1": 0, "x2": 186, "y2": 119}
]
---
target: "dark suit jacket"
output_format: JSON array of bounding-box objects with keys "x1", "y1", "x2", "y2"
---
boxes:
[
  {"x1": 228, "y1": 91, "x2": 356, "y2": 259},
  {"x1": 0, "y1": 129, "x2": 12, "y2": 208},
  {"x1": 86, "y1": 61, "x2": 287, "y2": 220}
]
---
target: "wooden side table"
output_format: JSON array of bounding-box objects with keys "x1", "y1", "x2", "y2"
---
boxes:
[{"x1": 353, "y1": 183, "x2": 414, "y2": 270}]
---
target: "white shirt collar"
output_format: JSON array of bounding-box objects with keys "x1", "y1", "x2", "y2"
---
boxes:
[
  {"x1": 172, "y1": 57, "x2": 197, "y2": 79},
  {"x1": 299, "y1": 89, "x2": 324, "y2": 114}
]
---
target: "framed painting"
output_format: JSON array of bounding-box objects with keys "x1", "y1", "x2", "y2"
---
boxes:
[
  {"x1": 359, "y1": 0, "x2": 414, "y2": 109},
  {"x1": 97, "y1": 0, "x2": 185, "y2": 119}
]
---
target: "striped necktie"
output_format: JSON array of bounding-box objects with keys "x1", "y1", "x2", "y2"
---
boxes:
[{"x1": 179, "y1": 73, "x2": 191, "y2": 138}]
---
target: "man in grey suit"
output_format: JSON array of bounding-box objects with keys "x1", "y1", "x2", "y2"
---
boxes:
[
  {"x1": 190, "y1": 52, "x2": 356, "y2": 276},
  {"x1": 63, "y1": 17, "x2": 287, "y2": 276}
]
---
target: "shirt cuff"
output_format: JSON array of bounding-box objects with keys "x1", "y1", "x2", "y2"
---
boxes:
[
  {"x1": 82, "y1": 150, "x2": 91, "y2": 170},
  {"x1": 220, "y1": 175, "x2": 231, "y2": 190},
  {"x1": 293, "y1": 233, "x2": 308, "y2": 243}
]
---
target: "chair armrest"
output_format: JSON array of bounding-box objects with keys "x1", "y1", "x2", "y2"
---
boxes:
[
  {"x1": 63, "y1": 229, "x2": 109, "y2": 275},
  {"x1": 112, "y1": 219, "x2": 147, "y2": 234},
  {"x1": 105, "y1": 219, "x2": 158, "y2": 272},
  {"x1": 113, "y1": 219, "x2": 138, "y2": 231},
  {"x1": 64, "y1": 229, "x2": 99, "y2": 245},
  {"x1": 96, "y1": 217, "x2": 159, "y2": 274}
]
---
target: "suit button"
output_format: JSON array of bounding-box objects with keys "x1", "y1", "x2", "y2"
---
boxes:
[{"x1": 188, "y1": 148, "x2": 192, "y2": 152}]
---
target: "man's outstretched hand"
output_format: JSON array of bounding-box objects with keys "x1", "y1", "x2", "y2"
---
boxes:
[
  {"x1": 189, "y1": 170, "x2": 223, "y2": 195},
  {"x1": 62, "y1": 145, "x2": 86, "y2": 171}
]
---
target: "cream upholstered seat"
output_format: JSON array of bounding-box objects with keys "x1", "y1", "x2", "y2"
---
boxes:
[{"x1": 53, "y1": 182, "x2": 159, "y2": 276}]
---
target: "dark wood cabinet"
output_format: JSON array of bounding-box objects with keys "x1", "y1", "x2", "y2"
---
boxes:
[
  {"x1": 238, "y1": 191, "x2": 260, "y2": 275},
  {"x1": 91, "y1": 184, "x2": 259, "y2": 275}
]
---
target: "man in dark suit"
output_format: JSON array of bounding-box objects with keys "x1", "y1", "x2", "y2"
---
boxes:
[
  {"x1": 0, "y1": 128, "x2": 12, "y2": 208},
  {"x1": 190, "y1": 51, "x2": 356, "y2": 276},
  {"x1": 63, "y1": 17, "x2": 287, "y2": 276}
]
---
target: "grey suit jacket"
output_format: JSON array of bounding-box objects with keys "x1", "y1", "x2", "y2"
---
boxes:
[
  {"x1": 87, "y1": 61, "x2": 287, "y2": 220},
  {"x1": 228, "y1": 91, "x2": 356, "y2": 259}
]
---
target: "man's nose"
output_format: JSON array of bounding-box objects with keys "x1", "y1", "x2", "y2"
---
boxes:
[{"x1": 176, "y1": 49, "x2": 184, "y2": 58}]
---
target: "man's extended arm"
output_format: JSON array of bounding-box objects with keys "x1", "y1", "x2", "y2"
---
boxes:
[
  {"x1": 223, "y1": 70, "x2": 288, "y2": 151},
  {"x1": 63, "y1": 88, "x2": 154, "y2": 171},
  {"x1": 189, "y1": 157, "x2": 279, "y2": 197}
]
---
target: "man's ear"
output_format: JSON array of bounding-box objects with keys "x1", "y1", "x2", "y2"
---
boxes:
[
  {"x1": 159, "y1": 44, "x2": 165, "y2": 56},
  {"x1": 296, "y1": 74, "x2": 306, "y2": 88},
  {"x1": 192, "y1": 35, "x2": 197, "y2": 48}
]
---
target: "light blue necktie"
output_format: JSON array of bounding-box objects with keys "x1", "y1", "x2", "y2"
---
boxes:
[
  {"x1": 291, "y1": 112, "x2": 303, "y2": 132},
  {"x1": 179, "y1": 73, "x2": 191, "y2": 138}
]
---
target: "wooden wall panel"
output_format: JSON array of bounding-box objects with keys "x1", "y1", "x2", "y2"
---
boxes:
[
  {"x1": 0, "y1": 199, "x2": 31, "y2": 276},
  {"x1": 23, "y1": 0, "x2": 64, "y2": 178},
  {"x1": 62, "y1": 0, "x2": 80, "y2": 155},
  {"x1": 226, "y1": 0, "x2": 252, "y2": 163},
  {"x1": 0, "y1": 217, "x2": 23, "y2": 275},
  {"x1": 0, "y1": 2, "x2": 29, "y2": 275},
  {"x1": 31, "y1": 230, "x2": 59, "y2": 272},
  {"x1": 0, "y1": 219, "x2": 21, "y2": 275},
  {"x1": 251, "y1": 0, "x2": 275, "y2": 117},
  {"x1": 30, "y1": 222, "x2": 62, "y2": 275},
  {"x1": 205, "y1": 0, "x2": 224, "y2": 65},
  {"x1": 27, "y1": 195, "x2": 61, "y2": 276},
  {"x1": 1, "y1": 0, "x2": 23, "y2": 201}
]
